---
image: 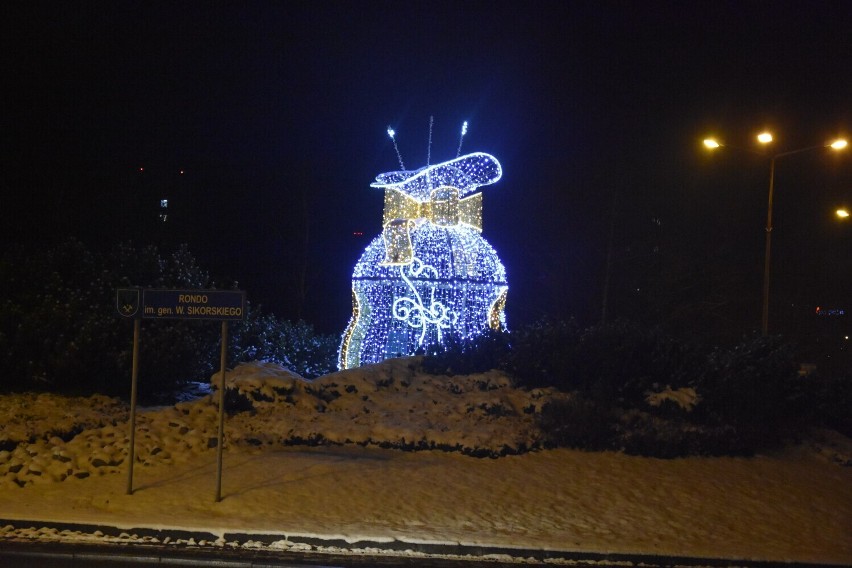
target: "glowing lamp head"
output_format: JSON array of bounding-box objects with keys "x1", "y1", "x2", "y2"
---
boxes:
[
  {"x1": 837, "y1": 208, "x2": 849, "y2": 219},
  {"x1": 757, "y1": 132, "x2": 773, "y2": 144},
  {"x1": 703, "y1": 138, "x2": 721, "y2": 149},
  {"x1": 830, "y1": 139, "x2": 848, "y2": 150}
]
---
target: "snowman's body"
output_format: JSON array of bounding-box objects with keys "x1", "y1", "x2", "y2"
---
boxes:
[{"x1": 339, "y1": 152, "x2": 508, "y2": 370}]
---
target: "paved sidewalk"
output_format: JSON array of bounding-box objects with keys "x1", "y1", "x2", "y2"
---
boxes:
[{"x1": 0, "y1": 444, "x2": 850, "y2": 566}]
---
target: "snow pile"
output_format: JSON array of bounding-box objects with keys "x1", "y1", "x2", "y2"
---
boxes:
[
  {"x1": 0, "y1": 393, "x2": 130, "y2": 486},
  {"x1": 645, "y1": 386, "x2": 699, "y2": 412},
  {"x1": 223, "y1": 358, "x2": 561, "y2": 455},
  {"x1": 0, "y1": 358, "x2": 565, "y2": 488},
  {"x1": 0, "y1": 392, "x2": 127, "y2": 449},
  {"x1": 0, "y1": 358, "x2": 850, "y2": 565}
]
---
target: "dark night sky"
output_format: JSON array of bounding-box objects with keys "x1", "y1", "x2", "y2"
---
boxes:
[{"x1": 3, "y1": 2, "x2": 852, "y2": 339}]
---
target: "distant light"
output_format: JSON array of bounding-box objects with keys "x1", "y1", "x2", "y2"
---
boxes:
[
  {"x1": 353, "y1": 231, "x2": 364, "y2": 237},
  {"x1": 703, "y1": 138, "x2": 720, "y2": 149},
  {"x1": 830, "y1": 139, "x2": 848, "y2": 150},
  {"x1": 179, "y1": 170, "x2": 185, "y2": 175},
  {"x1": 138, "y1": 167, "x2": 144, "y2": 172},
  {"x1": 461, "y1": 121, "x2": 468, "y2": 136},
  {"x1": 757, "y1": 132, "x2": 773, "y2": 144},
  {"x1": 816, "y1": 306, "x2": 846, "y2": 317},
  {"x1": 837, "y1": 209, "x2": 849, "y2": 218},
  {"x1": 387, "y1": 128, "x2": 395, "y2": 139}
]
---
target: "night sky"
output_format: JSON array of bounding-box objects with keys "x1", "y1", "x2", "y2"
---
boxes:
[{"x1": 3, "y1": 2, "x2": 852, "y2": 340}]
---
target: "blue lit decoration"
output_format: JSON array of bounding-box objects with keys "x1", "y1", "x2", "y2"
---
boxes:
[{"x1": 339, "y1": 128, "x2": 508, "y2": 369}]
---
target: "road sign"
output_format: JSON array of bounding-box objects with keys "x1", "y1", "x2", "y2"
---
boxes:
[
  {"x1": 116, "y1": 289, "x2": 246, "y2": 320},
  {"x1": 116, "y1": 288, "x2": 141, "y2": 318},
  {"x1": 115, "y1": 288, "x2": 244, "y2": 499}
]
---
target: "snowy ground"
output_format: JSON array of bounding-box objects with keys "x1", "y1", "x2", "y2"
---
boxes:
[{"x1": 0, "y1": 358, "x2": 850, "y2": 565}]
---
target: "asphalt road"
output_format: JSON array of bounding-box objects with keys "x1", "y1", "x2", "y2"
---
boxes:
[{"x1": 1, "y1": 540, "x2": 842, "y2": 568}]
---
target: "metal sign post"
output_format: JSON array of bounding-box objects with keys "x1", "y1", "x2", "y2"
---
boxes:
[
  {"x1": 215, "y1": 320, "x2": 228, "y2": 503},
  {"x1": 116, "y1": 288, "x2": 245, "y2": 501},
  {"x1": 126, "y1": 317, "x2": 140, "y2": 495},
  {"x1": 116, "y1": 288, "x2": 141, "y2": 495}
]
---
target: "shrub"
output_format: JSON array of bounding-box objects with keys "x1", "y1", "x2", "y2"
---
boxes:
[
  {"x1": 694, "y1": 333, "x2": 803, "y2": 452},
  {"x1": 229, "y1": 308, "x2": 338, "y2": 379},
  {"x1": 616, "y1": 412, "x2": 750, "y2": 457},
  {"x1": 506, "y1": 319, "x2": 699, "y2": 410},
  {"x1": 502, "y1": 318, "x2": 580, "y2": 389},
  {"x1": 0, "y1": 239, "x2": 338, "y2": 401},
  {"x1": 538, "y1": 395, "x2": 616, "y2": 451},
  {"x1": 580, "y1": 321, "x2": 699, "y2": 407},
  {"x1": 419, "y1": 329, "x2": 511, "y2": 376},
  {"x1": 799, "y1": 369, "x2": 852, "y2": 438},
  {"x1": 0, "y1": 240, "x2": 337, "y2": 399},
  {"x1": 0, "y1": 240, "x2": 221, "y2": 399}
]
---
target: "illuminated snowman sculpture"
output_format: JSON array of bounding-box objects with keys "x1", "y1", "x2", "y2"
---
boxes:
[{"x1": 339, "y1": 149, "x2": 508, "y2": 369}]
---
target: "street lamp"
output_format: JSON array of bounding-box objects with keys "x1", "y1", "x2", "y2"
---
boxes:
[{"x1": 704, "y1": 132, "x2": 848, "y2": 335}]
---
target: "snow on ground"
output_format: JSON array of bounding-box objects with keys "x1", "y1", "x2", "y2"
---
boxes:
[{"x1": 0, "y1": 358, "x2": 850, "y2": 565}]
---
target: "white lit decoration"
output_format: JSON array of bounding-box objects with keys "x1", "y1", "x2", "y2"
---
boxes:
[
  {"x1": 456, "y1": 121, "x2": 468, "y2": 157},
  {"x1": 339, "y1": 134, "x2": 508, "y2": 369}
]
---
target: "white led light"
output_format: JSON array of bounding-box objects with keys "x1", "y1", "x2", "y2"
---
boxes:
[
  {"x1": 456, "y1": 121, "x2": 469, "y2": 157},
  {"x1": 339, "y1": 147, "x2": 509, "y2": 370},
  {"x1": 387, "y1": 125, "x2": 405, "y2": 170}
]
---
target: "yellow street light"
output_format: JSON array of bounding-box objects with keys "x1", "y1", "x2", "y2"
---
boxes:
[
  {"x1": 761, "y1": 138, "x2": 848, "y2": 334},
  {"x1": 837, "y1": 208, "x2": 850, "y2": 219},
  {"x1": 701, "y1": 131, "x2": 849, "y2": 335}
]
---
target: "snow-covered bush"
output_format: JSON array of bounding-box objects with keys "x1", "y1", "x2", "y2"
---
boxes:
[
  {"x1": 228, "y1": 308, "x2": 337, "y2": 379},
  {"x1": 422, "y1": 320, "x2": 847, "y2": 457}
]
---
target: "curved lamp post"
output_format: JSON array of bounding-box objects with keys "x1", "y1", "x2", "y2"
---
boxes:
[{"x1": 704, "y1": 133, "x2": 848, "y2": 335}]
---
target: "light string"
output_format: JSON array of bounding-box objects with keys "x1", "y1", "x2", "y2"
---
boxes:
[
  {"x1": 392, "y1": 256, "x2": 459, "y2": 346},
  {"x1": 426, "y1": 115, "x2": 434, "y2": 167},
  {"x1": 387, "y1": 126, "x2": 405, "y2": 170},
  {"x1": 456, "y1": 121, "x2": 468, "y2": 158}
]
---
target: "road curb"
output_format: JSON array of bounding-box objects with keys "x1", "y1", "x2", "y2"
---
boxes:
[{"x1": 0, "y1": 518, "x2": 844, "y2": 567}]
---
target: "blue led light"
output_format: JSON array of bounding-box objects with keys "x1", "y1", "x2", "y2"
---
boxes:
[{"x1": 339, "y1": 148, "x2": 509, "y2": 369}]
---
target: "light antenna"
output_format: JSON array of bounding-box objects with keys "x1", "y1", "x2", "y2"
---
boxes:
[
  {"x1": 456, "y1": 121, "x2": 468, "y2": 157},
  {"x1": 387, "y1": 126, "x2": 405, "y2": 170},
  {"x1": 426, "y1": 115, "x2": 434, "y2": 166}
]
